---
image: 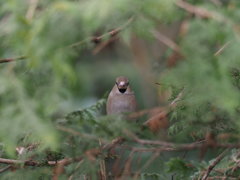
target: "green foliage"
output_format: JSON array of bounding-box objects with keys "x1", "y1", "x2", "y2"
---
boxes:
[
  {"x1": 166, "y1": 158, "x2": 194, "y2": 180},
  {"x1": 0, "y1": 0, "x2": 240, "y2": 179},
  {"x1": 140, "y1": 173, "x2": 167, "y2": 180},
  {"x1": 164, "y1": 17, "x2": 240, "y2": 141}
]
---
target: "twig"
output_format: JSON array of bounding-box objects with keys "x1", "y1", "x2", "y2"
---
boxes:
[
  {"x1": 170, "y1": 88, "x2": 184, "y2": 108},
  {"x1": 0, "y1": 56, "x2": 26, "y2": 64},
  {"x1": 26, "y1": 0, "x2": 39, "y2": 21},
  {"x1": 69, "y1": 17, "x2": 134, "y2": 48},
  {"x1": 121, "y1": 150, "x2": 135, "y2": 177},
  {"x1": 201, "y1": 149, "x2": 229, "y2": 180},
  {"x1": 131, "y1": 147, "x2": 175, "y2": 152},
  {"x1": 133, "y1": 151, "x2": 160, "y2": 179},
  {"x1": 92, "y1": 35, "x2": 118, "y2": 54},
  {"x1": 206, "y1": 177, "x2": 237, "y2": 180},
  {"x1": 0, "y1": 156, "x2": 82, "y2": 167},
  {"x1": 128, "y1": 107, "x2": 161, "y2": 119},
  {"x1": 68, "y1": 175, "x2": 73, "y2": 180},
  {"x1": 0, "y1": 165, "x2": 11, "y2": 173},
  {"x1": 0, "y1": 17, "x2": 134, "y2": 64},
  {"x1": 0, "y1": 158, "x2": 41, "y2": 166},
  {"x1": 133, "y1": 142, "x2": 240, "y2": 152},
  {"x1": 175, "y1": 0, "x2": 225, "y2": 22},
  {"x1": 102, "y1": 137, "x2": 125, "y2": 150},
  {"x1": 125, "y1": 130, "x2": 174, "y2": 147},
  {"x1": 99, "y1": 139, "x2": 107, "y2": 180},
  {"x1": 143, "y1": 88, "x2": 184, "y2": 130},
  {"x1": 0, "y1": 135, "x2": 123, "y2": 175},
  {"x1": 67, "y1": 160, "x2": 84, "y2": 180},
  {"x1": 52, "y1": 157, "x2": 83, "y2": 180},
  {"x1": 209, "y1": 0, "x2": 222, "y2": 6},
  {"x1": 151, "y1": 29, "x2": 181, "y2": 53},
  {"x1": 130, "y1": 88, "x2": 184, "y2": 120},
  {"x1": 125, "y1": 130, "x2": 240, "y2": 152},
  {"x1": 214, "y1": 41, "x2": 231, "y2": 56},
  {"x1": 56, "y1": 125, "x2": 108, "y2": 144}
]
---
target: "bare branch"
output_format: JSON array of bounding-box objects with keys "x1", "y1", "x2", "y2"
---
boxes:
[
  {"x1": 201, "y1": 149, "x2": 229, "y2": 180},
  {"x1": 209, "y1": 0, "x2": 222, "y2": 6},
  {"x1": 92, "y1": 35, "x2": 118, "y2": 55},
  {"x1": 176, "y1": 0, "x2": 225, "y2": 22},
  {"x1": 0, "y1": 158, "x2": 42, "y2": 166},
  {"x1": 56, "y1": 125, "x2": 108, "y2": 144},
  {"x1": 125, "y1": 130, "x2": 240, "y2": 152},
  {"x1": 0, "y1": 56, "x2": 26, "y2": 64},
  {"x1": 102, "y1": 137, "x2": 125, "y2": 150},
  {"x1": 52, "y1": 157, "x2": 83, "y2": 180},
  {"x1": 206, "y1": 177, "x2": 237, "y2": 180},
  {"x1": 214, "y1": 41, "x2": 231, "y2": 56},
  {"x1": 133, "y1": 152, "x2": 160, "y2": 179},
  {"x1": 69, "y1": 17, "x2": 134, "y2": 48},
  {"x1": 0, "y1": 165, "x2": 11, "y2": 173},
  {"x1": 151, "y1": 29, "x2": 181, "y2": 53},
  {"x1": 170, "y1": 88, "x2": 184, "y2": 108},
  {"x1": 121, "y1": 150, "x2": 135, "y2": 177},
  {"x1": 26, "y1": 0, "x2": 39, "y2": 21},
  {"x1": 99, "y1": 139, "x2": 107, "y2": 180},
  {"x1": 130, "y1": 88, "x2": 184, "y2": 120},
  {"x1": 0, "y1": 156, "x2": 82, "y2": 167},
  {"x1": 0, "y1": 17, "x2": 134, "y2": 64},
  {"x1": 143, "y1": 88, "x2": 184, "y2": 132}
]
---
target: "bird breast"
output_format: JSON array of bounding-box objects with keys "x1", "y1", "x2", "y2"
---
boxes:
[{"x1": 107, "y1": 93, "x2": 137, "y2": 115}]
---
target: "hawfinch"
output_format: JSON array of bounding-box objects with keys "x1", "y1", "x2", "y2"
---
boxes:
[{"x1": 106, "y1": 76, "x2": 137, "y2": 115}]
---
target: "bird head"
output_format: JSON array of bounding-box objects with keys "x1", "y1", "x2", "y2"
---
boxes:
[{"x1": 115, "y1": 76, "x2": 129, "y2": 94}]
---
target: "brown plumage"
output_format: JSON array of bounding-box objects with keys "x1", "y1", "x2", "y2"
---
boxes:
[{"x1": 106, "y1": 76, "x2": 137, "y2": 115}]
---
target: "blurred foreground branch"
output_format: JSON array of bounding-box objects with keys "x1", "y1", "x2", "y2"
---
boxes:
[
  {"x1": 151, "y1": 29, "x2": 181, "y2": 53},
  {"x1": 69, "y1": 17, "x2": 134, "y2": 48},
  {"x1": 0, "y1": 56, "x2": 26, "y2": 64},
  {"x1": 176, "y1": 0, "x2": 225, "y2": 21},
  {"x1": 0, "y1": 17, "x2": 134, "y2": 64}
]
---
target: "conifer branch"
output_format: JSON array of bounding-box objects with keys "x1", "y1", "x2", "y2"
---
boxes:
[
  {"x1": 68, "y1": 17, "x2": 134, "y2": 48},
  {"x1": 201, "y1": 149, "x2": 229, "y2": 180}
]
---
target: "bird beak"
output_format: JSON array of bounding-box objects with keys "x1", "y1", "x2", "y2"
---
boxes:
[
  {"x1": 118, "y1": 81, "x2": 126, "y2": 88},
  {"x1": 117, "y1": 81, "x2": 128, "y2": 93}
]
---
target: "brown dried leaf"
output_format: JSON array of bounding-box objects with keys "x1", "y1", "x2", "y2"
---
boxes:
[
  {"x1": 85, "y1": 148, "x2": 101, "y2": 161},
  {"x1": 144, "y1": 110, "x2": 169, "y2": 133}
]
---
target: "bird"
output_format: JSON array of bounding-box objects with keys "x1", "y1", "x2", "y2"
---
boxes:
[
  {"x1": 105, "y1": 76, "x2": 137, "y2": 176},
  {"x1": 106, "y1": 76, "x2": 137, "y2": 115}
]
